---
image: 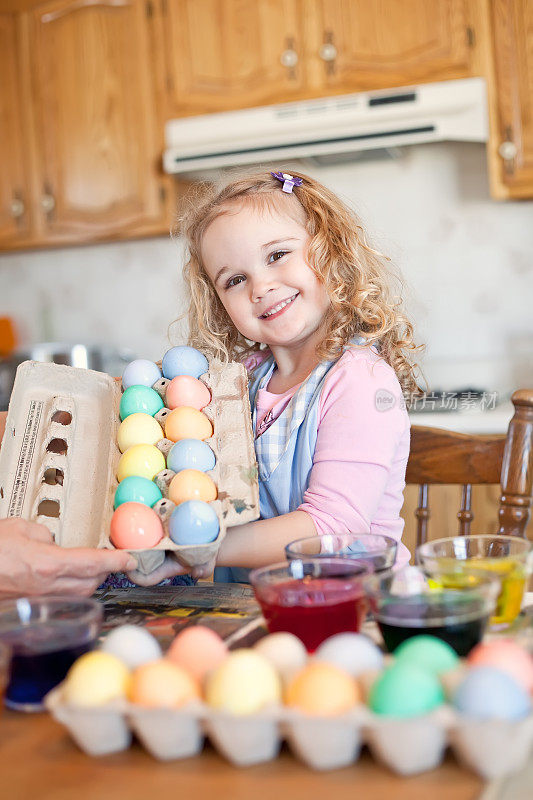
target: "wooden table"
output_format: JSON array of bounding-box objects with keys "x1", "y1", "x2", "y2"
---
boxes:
[{"x1": 1, "y1": 708, "x2": 486, "y2": 800}]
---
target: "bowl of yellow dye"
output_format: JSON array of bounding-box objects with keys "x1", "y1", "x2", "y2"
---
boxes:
[{"x1": 417, "y1": 535, "x2": 533, "y2": 628}]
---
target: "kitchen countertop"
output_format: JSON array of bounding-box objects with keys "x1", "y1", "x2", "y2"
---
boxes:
[{"x1": 409, "y1": 401, "x2": 514, "y2": 435}]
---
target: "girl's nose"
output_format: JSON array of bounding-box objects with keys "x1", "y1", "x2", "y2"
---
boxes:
[{"x1": 250, "y1": 274, "x2": 276, "y2": 303}]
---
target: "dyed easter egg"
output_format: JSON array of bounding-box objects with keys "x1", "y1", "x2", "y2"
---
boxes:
[
  {"x1": 394, "y1": 635, "x2": 459, "y2": 675},
  {"x1": 467, "y1": 639, "x2": 533, "y2": 693},
  {"x1": 165, "y1": 407, "x2": 213, "y2": 442},
  {"x1": 117, "y1": 413, "x2": 164, "y2": 453},
  {"x1": 167, "y1": 439, "x2": 216, "y2": 474},
  {"x1": 168, "y1": 469, "x2": 217, "y2": 505},
  {"x1": 110, "y1": 502, "x2": 164, "y2": 549},
  {"x1": 130, "y1": 660, "x2": 200, "y2": 708},
  {"x1": 254, "y1": 633, "x2": 308, "y2": 684},
  {"x1": 101, "y1": 625, "x2": 162, "y2": 669},
  {"x1": 116, "y1": 444, "x2": 166, "y2": 482},
  {"x1": 114, "y1": 475, "x2": 163, "y2": 509},
  {"x1": 285, "y1": 662, "x2": 360, "y2": 716},
  {"x1": 167, "y1": 626, "x2": 228, "y2": 682},
  {"x1": 315, "y1": 632, "x2": 383, "y2": 677},
  {"x1": 205, "y1": 649, "x2": 281, "y2": 715},
  {"x1": 168, "y1": 500, "x2": 220, "y2": 546},
  {"x1": 166, "y1": 375, "x2": 211, "y2": 411},
  {"x1": 369, "y1": 662, "x2": 445, "y2": 718},
  {"x1": 162, "y1": 346, "x2": 209, "y2": 380},
  {"x1": 122, "y1": 359, "x2": 161, "y2": 390},
  {"x1": 120, "y1": 385, "x2": 164, "y2": 420},
  {"x1": 454, "y1": 666, "x2": 531, "y2": 720},
  {"x1": 63, "y1": 651, "x2": 130, "y2": 707}
]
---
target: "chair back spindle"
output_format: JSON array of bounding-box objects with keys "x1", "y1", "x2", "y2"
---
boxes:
[{"x1": 458, "y1": 484, "x2": 473, "y2": 535}]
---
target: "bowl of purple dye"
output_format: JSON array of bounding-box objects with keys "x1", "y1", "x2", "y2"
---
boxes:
[{"x1": 0, "y1": 596, "x2": 102, "y2": 712}]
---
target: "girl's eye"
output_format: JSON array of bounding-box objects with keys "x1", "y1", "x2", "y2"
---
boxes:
[
  {"x1": 225, "y1": 275, "x2": 245, "y2": 289},
  {"x1": 268, "y1": 250, "x2": 288, "y2": 264}
]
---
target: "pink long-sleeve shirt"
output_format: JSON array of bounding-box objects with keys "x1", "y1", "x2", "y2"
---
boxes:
[{"x1": 254, "y1": 347, "x2": 411, "y2": 565}]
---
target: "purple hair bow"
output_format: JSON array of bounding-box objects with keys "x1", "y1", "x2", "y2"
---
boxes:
[{"x1": 271, "y1": 171, "x2": 303, "y2": 194}]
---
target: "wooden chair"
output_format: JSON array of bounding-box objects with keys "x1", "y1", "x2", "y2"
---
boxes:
[{"x1": 406, "y1": 389, "x2": 533, "y2": 550}]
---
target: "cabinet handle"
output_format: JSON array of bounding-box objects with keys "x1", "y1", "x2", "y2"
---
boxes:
[
  {"x1": 10, "y1": 196, "x2": 25, "y2": 219},
  {"x1": 280, "y1": 37, "x2": 298, "y2": 80},
  {"x1": 41, "y1": 193, "x2": 56, "y2": 215},
  {"x1": 498, "y1": 127, "x2": 517, "y2": 175},
  {"x1": 319, "y1": 31, "x2": 337, "y2": 75}
]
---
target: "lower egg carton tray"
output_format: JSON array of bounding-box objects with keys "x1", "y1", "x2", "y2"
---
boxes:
[{"x1": 46, "y1": 688, "x2": 533, "y2": 779}]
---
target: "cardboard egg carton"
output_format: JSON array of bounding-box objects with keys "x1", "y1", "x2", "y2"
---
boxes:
[
  {"x1": 45, "y1": 684, "x2": 533, "y2": 778},
  {"x1": 0, "y1": 359, "x2": 259, "y2": 573}
]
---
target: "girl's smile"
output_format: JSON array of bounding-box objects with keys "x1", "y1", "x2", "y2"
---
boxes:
[{"x1": 201, "y1": 203, "x2": 330, "y2": 356}]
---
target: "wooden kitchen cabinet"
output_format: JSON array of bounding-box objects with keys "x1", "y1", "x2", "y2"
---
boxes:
[
  {"x1": 5, "y1": 0, "x2": 169, "y2": 250},
  {"x1": 487, "y1": 0, "x2": 533, "y2": 199},
  {"x1": 159, "y1": 0, "x2": 307, "y2": 117},
  {"x1": 0, "y1": 13, "x2": 34, "y2": 248},
  {"x1": 304, "y1": 0, "x2": 484, "y2": 94}
]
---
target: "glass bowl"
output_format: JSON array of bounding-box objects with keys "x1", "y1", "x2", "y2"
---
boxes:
[
  {"x1": 0, "y1": 640, "x2": 11, "y2": 712},
  {"x1": 249, "y1": 558, "x2": 373, "y2": 652},
  {"x1": 285, "y1": 533, "x2": 397, "y2": 571},
  {"x1": 417, "y1": 535, "x2": 533, "y2": 628},
  {"x1": 364, "y1": 566, "x2": 500, "y2": 656},
  {"x1": 0, "y1": 596, "x2": 102, "y2": 712}
]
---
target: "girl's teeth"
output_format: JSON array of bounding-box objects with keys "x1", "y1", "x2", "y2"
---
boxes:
[{"x1": 262, "y1": 294, "x2": 297, "y2": 318}]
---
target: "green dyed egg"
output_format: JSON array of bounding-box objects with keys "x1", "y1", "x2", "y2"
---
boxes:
[
  {"x1": 114, "y1": 475, "x2": 163, "y2": 509},
  {"x1": 120, "y1": 385, "x2": 164, "y2": 420},
  {"x1": 369, "y1": 662, "x2": 445, "y2": 718},
  {"x1": 394, "y1": 635, "x2": 459, "y2": 675}
]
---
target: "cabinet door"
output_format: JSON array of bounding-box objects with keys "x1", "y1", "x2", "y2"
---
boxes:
[
  {"x1": 0, "y1": 15, "x2": 33, "y2": 247},
  {"x1": 305, "y1": 0, "x2": 480, "y2": 94},
  {"x1": 25, "y1": 0, "x2": 165, "y2": 245},
  {"x1": 162, "y1": 0, "x2": 306, "y2": 116},
  {"x1": 488, "y1": 0, "x2": 533, "y2": 198}
]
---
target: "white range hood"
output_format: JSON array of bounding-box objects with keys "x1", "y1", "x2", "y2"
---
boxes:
[{"x1": 164, "y1": 77, "x2": 488, "y2": 175}]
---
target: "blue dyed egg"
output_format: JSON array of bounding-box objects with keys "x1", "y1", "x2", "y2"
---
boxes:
[
  {"x1": 122, "y1": 359, "x2": 162, "y2": 390},
  {"x1": 169, "y1": 500, "x2": 220, "y2": 545},
  {"x1": 167, "y1": 439, "x2": 216, "y2": 473},
  {"x1": 114, "y1": 476, "x2": 163, "y2": 509},
  {"x1": 120, "y1": 385, "x2": 164, "y2": 420},
  {"x1": 454, "y1": 666, "x2": 532, "y2": 721},
  {"x1": 162, "y1": 346, "x2": 209, "y2": 380}
]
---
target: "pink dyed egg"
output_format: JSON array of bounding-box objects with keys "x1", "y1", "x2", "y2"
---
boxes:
[
  {"x1": 110, "y1": 502, "x2": 164, "y2": 549},
  {"x1": 468, "y1": 639, "x2": 533, "y2": 693},
  {"x1": 166, "y1": 376, "x2": 211, "y2": 411}
]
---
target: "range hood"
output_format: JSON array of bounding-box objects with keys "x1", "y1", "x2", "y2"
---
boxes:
[{"x1": 163, "y1": 77, "x2": 488, "y2": 175}]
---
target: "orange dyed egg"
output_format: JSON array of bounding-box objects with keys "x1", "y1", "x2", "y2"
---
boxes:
[
  {"x1": 285, "y1": 662, "x2": 360, "y2": 716},
  {"x1": 165, "y1": 407, "x2": 213, "y2": 443},
  {"x1": 166, "y1": 375, "x2": 211, "y2": 411},
  {"x1": 130, "y1": 660, "x2": 200, "y2": 707},
  {"x1": 168, "y1": 469, "x2": 217, "y2": 505},
  {"x1": 167, "y1": 626, "x2": 228, "y2": 682},
  {"x1": 110, "y1": 502, "x2": 164, "y2": 549}
]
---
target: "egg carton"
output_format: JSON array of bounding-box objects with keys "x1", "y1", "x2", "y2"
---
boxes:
[
  {"x1": 0, "y1": 360, "x2": 259, "y2": 574},
  {"x1": 45, "y1": 685, "x2": 533, "y2": 778}
]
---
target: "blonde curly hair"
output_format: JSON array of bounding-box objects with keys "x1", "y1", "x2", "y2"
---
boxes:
[{"x1": 178, "y1": 169, "x2": 422, "y2": 397}]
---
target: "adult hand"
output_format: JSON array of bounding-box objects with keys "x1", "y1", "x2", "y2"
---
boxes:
[
  {"x1": 0, "y1": 517, "x2": 138, "y2": 598},
  {"x1": 126, "y1": 554, "x2": 216, "y2": 586}
]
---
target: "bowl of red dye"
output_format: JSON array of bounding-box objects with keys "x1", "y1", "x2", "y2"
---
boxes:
[
  {"x1": 0, "y1": 596, "x2": 102, "y2": 712},
  {"x1": 285, "y1": 533, "x2": 397, "y2": 572},
  {"x1": 249, "y1": 558, "x2": 373, "y2": 652},
  {"x1": 364, "y1": 567, "x2": 500, "y2": 656}
]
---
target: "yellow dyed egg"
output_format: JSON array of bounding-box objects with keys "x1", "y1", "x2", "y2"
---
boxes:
[
  {"x1": 285, "y1": 662, "x2": 360, "y2": 716},
  {"x1": 205, "y1": 649, "x2": 281, "y2": 715},
  {"x1": 168, "y1": 469, "x2": 217, "y2": 505},
  {"x1": 117, "y1": 413, "x2": 164, "y2": 453},
  {"x1": 63, "y1": 651, "x2": 131, "y2": 707},
  {"x1": 165, "y1": 407, "x2": 213, "y2": 443},
  {"x1": 117, "y1": 443, "x2": 166, "y2": 482},
  {"x1": 130, "y1": 660, "x2": 200, "y2": 708}
]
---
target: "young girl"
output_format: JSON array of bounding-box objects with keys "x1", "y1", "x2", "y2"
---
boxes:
[{"x1": 128, "y1": 170, "x2": 420, "y2": 586}]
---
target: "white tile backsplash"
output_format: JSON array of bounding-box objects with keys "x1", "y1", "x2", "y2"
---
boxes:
[{"x1": 1, "y1": 142, "x2": 532, "y2": 394}]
